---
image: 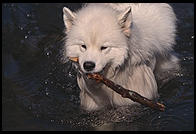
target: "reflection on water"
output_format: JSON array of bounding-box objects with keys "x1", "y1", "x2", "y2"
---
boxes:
[{"x1": 2, "y1": 3, "x2": 194, "y2": 131}]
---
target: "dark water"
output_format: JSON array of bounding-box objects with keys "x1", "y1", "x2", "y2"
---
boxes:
[{"x1": 2, "y1": 3, "x2": 194, "y2": 131}]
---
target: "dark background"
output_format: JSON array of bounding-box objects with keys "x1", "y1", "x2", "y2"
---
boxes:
[{"x1": 2, "y1": 3, "x2": 194, "y2": 130}]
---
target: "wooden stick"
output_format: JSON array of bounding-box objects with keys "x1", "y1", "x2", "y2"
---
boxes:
[
  {"x1": 87, "y1": 73, "x2": 165, "y2": 111},
  {"x1": 69, "y1": 57, "x2": 165, "y2": 111},
  {"x1": 69, "y1": 57, "x2": 79, "y2": 62}
]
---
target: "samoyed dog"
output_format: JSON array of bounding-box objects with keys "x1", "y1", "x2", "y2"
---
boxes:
[{"x1": 62, "y1": 3, "x2": 179, "y2": 111}]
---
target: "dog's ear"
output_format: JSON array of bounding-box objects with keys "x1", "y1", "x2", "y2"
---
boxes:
[
  {"x1": 63, "y1": 7, "x2": 76, "y2": 33},
  {"x1": 118, "y1": 7, "x2": 132, "y2": 37}
]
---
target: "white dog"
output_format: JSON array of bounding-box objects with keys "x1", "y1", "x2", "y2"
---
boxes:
[{"x1": 62, "y1": 3, "x2": 179, "y2": 111}]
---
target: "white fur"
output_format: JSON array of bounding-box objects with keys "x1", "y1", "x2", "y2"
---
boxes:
[{"x1": 63, "y1": 3, "x2": 179, "y2": 111}]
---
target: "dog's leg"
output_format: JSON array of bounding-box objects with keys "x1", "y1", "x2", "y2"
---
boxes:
[
  {"x1": 79, "y1": 90, "x2": 99, "y2": 111},
  {"x1": 77, "y1": 76, "x2": 99, "y2": 111}
]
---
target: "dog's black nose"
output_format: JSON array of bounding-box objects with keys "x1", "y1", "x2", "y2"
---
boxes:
[{"x1": 83, "y1": 61, "x2": 95, "y2": 71}]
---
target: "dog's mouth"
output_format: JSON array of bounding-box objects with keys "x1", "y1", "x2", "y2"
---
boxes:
[
  {"x1": 85, "y1": 66, "x2": 106, "y2": 76},
  {"x1": 69, "y1": 57, "x2": 110, "y2": 77},
  {"x1": 83, "y1": 62, "x2": 113, "y2": 77}
]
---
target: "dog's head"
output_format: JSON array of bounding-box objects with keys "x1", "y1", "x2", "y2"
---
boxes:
[{"x1": 63, "y1": 4, "x2": 132, "y2": 73}]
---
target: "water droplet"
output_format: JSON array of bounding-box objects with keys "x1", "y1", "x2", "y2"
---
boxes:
[
  {"x1": 24, "y1": 35, "x2": 28, "y2": 39},
  {"x1": 191, "y1": 35, "x2": 194, "y2": 39},
  {"x1": 188, "y1": 57, "x2": 193, "y2": 60},
  {"x1": 182, "y1": 82, "x2": 187, "y2": 85},
  {"x1": 44, "y1": 81, "x2": 48, "y2": 84},
  {"x1": 46, "y1": 92, "x2": 49, "y2": 95},
  {"x1": 46, "y1": 52, "x2": 50, "y2": 56},
  {"x1": 60, "y1": 120, "x2": 64, "y2": 124},
  {"x1": 68, "y1": 72, "x2": 72, "y2": 77},
  {"x1": 19, "y1": 26, "x2": 23, "y2": 30}
]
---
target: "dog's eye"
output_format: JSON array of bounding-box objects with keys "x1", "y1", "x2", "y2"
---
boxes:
[
  {"x1": 81, "y1": 45, "x2": 87, "y2": 49},
  {"x1": 100, "y1": 46, "x2": 108, "y2": 51}
]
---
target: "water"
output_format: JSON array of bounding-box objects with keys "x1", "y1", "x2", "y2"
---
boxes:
[{"x1": 2, "y1": 3, "x2": 194, "y2": 131}]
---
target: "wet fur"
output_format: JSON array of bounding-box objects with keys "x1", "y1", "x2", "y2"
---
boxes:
[{"x1": 63, "y1": 3, "x2": 179, "y2": 111}]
